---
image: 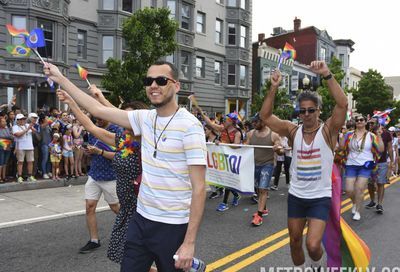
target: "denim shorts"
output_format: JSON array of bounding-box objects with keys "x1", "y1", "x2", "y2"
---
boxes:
[
  {"x1": 288, "y1": 193, "x2": 331, "y2": 221},
  {"x1": 254, "y1": 164, "x2": 274, "y2": 189},
  {"x1": 63, "y1": 150, "x2": 74, "y2": 158},
  {"x1": 345, "y1": 165, "x2": 372, "y2": 179},
  {"x1": 0, "y1": 149, "x2": 11, "y2": 166},
  {"x1": 371, "y1": 162, "x2": 389, "y2": 184}
]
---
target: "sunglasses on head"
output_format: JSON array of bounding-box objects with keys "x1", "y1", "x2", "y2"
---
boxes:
[
  {"x1": 143, "y1": 76, "x2": 176, "y2": 87},
  {"x1": 355, "y1": 118, "x2": 365, "y2": 122},
  {"x1": 299, "y1": 108, "x2": 317, "y2": 115}
]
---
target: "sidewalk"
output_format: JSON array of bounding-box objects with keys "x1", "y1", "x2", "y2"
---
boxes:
[{"x1": 0, "y1": 175, "x2": 88, "y2": 193}]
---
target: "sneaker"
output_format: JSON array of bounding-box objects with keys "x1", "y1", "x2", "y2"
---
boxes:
[
  {"x1": 365, "y1": 201, "x2": 376, "y2": 209},
  {"x1": 251, "y1": 214, "x2": 263, "y2": 226},
  {"x1": 43, "y1": 174, "x2": 50, "y2": 179},
  {"x1": 261, "y1": 209, "x2": 269, "y2": 217},
  {"x1": 232, "y1": 194, "x2": 241, "y2": 206},
  {"x1": 270, "y1": 185, "x2": 278, "y2": 191},
  {"x1": 376, "y1": 204, "x2": 384, "y2": 214},
  {"x1": 251, "y1": 194, "x2": 258, "y2": 204},
  {"x1": 208, "y1": 192, "x2": 219, "y2": 199},
  {"x1": 48, "y1": 172, "x2": 53, "y2": 178},
  {"x1": 216, "y1": 203, "x2": 229, "y2": 212},
  {"x1": 352, "y1": 211, "x2": 361, "y2": 221},
  {"x1": 79, "y1": 240, "x2": 101, "y2": 253},
  {"x1": 351, "y1": 204, "x2": 357, "y2": 215},
  {"x1": 28, "y1": 176, "x2": 37, "y2": 182},
  {"x1": 17, "y1": 176, "x2": 24, "y2": 183}
]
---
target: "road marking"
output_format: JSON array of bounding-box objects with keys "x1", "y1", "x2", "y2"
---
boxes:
[
  {"x1": 207, "y1": 178, "x2": 399, "y2": 271},
  {"x1": 0, "y1": 206, "x2": 110, "y2": 229}
]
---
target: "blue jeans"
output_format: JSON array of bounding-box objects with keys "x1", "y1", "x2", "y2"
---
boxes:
[{"x1": 40, "y1": 145, "x2": 51, "y2": 174}]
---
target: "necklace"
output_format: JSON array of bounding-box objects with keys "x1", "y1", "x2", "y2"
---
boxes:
[
  {"x1": 153, "y1": 107, "x2": 180, "y2": 158},
  {"x1": 300, "y1": 125, "x2": 320, "y2": 160}
]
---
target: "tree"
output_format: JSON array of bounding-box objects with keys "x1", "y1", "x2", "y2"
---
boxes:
[
  {"x1": 251, "y1": 80, "x2": 294, "y2": 120},
  {"x1": 352, "y1": 69, "x2": 393, "y2": 117},
  {"x1": 101, "y1": 8, "x2": 178, "y2": 104},
  {"x1": 316, "y1": 57, "x2": 346, "y2": 121}
]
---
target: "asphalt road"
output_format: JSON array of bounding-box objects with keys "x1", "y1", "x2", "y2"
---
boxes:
[{"x1": 1, "y1": 178, "x2": 399, "y2": 272}]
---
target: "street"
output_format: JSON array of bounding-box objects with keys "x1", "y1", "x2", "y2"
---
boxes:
[{"x1": 1, "y1": 178, "x2": 399, "y2": 272}]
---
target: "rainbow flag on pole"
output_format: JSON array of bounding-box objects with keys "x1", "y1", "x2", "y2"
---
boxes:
[
  {"x1": 6, "y1": 24, "x2": 29, "y2": 37},
  {"x1": 323, "y1": 164, "x2": 371, "y2": 269},
  {"x1": 278, "y1": 42, "x2": 296, "y2": 69}
]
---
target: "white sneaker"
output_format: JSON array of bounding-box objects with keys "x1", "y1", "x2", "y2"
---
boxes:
[
  {"x1": 351, "y1": 205, "x2": 357, "y2": 215},
  {"x1": 43, "y1": 174, "x2": 50, "y2": 179},
  {"x1": 353, "y1": 212, "x2": 361, "y2": 221},
  {"x1": 28, "y1": 176, "x2": 37, "y2": 182},
  {"x1": 48, "y1": 172, "x2": 53, "y2": 178},
  {"x1": 17, "y1": 176, "x2": 24, "y2": 183}
]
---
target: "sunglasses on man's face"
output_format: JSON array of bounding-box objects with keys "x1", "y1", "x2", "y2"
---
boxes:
[
  {"x1": 299, "y1": 108, "x2": 317, "y2": 115},
  {"x1": 143, "y1": 76, "x2": 176, "y2": 87},
  {"x1": 355, "y1": 118, "x2": 365, "y2": 122}
]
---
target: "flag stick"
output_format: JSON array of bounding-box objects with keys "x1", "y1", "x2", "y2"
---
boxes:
[
  {"x1": 32, "y1": 48, "x2": 46, "y2": 65},
  {"x1": 86, "y1": 78, "x2": 91, "y2": 87}
]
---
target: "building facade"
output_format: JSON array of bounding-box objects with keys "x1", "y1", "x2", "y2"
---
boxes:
[{"x1": 0, "y1": 0, "x2": 252, "y2": 118}]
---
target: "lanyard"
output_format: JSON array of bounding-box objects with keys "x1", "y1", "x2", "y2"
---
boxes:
[{"x1": 153, "y1": 108, "x2": 179, "y2": 159}]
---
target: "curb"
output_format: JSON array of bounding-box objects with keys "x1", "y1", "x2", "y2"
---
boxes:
[{"x1": 0, "y1": 176, "x2": 88, "y2": 193}]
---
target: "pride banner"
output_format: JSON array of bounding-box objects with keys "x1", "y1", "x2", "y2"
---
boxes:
[{"x1": 206, "y1": 144, "x2": 255, "y2": 194}]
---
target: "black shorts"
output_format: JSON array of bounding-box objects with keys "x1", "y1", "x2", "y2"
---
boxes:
[{"x1": 287, "y1": 193, "x2": 331, "y2": 221}]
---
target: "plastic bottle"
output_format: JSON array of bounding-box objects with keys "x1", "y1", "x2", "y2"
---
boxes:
[{"x1": 173, "y1": 255, "x2": 206, "y2": 272}]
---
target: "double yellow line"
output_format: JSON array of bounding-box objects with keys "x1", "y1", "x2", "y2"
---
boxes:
[{"x1": 206, "y1": 178, "x2": 399, "y2": 272}]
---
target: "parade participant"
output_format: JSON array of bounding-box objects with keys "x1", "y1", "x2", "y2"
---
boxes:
[
  {"x1": 57, "y1": 89, "x2": 147, "y2": 264},
  {"x1": 205, "y1": 125, "x2": 224, "y2": 199},
  {"x1": 388, "y1": 127, "x2": 398, "y2": 176},
  {"x1": 260, "y1": 61, "x2": 348, "y2": 269},
  {"x1": 341, "y1": 117, "x2": 384, "y2": 220},
  {"x1": 271, "y1": 136, "x2": 292, "y2": 190},
  {"x1": 365, "y1": 124, "x2": 391, "y2": 214},
  {"x1": 194, "y1": 106, "x2": 242, "y2": 211},
  {"x1": 44, "y1": 61, "x2": 207, "y2": 271},
  {"x1": 245, "y1": 113, "x2": 281, "y2": 226}
]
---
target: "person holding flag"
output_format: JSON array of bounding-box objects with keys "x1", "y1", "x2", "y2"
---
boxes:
[{"x1": 260, "y1": 61, "x2": 348, "y2": 269}]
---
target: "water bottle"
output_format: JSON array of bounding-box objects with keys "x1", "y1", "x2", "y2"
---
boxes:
[{"x1": 173, "y1": 255, "x2": 206, "y2": 272}]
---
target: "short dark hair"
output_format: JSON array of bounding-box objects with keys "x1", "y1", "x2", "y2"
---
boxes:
[
  {"x1": 152, "y1": 61, "x2": 179, "y2": 80},
  {"x1": 121, "y1": 101, "x2": 149, "y2": 110},
  {"x1": 298, "y1": 91, "x2": 322, "y2": 108}
]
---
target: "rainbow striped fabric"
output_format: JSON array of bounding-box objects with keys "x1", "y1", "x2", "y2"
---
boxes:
[
  {"x1": 323, "y1": 164, "x2": 371, "y2": 269},
  {"x1": 6, "y1": 24, "x2": 29, "y2": 37},
  {"x1": 297, "y1": 148, "x2": 322, "y2": 182},
  {"x1": 0, "y1": 139, "x2": 11, "y2": 150},
  {"x1": 282, "y1": 42, "x2": 297, "y2": 60},
  {"x1": 75, "y1": 63, "x2": 88, "y2": 80}
]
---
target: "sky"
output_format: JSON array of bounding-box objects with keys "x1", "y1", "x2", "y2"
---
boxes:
[{"x1": 252, "y1": 0, "x2": 399, "y2": 77}]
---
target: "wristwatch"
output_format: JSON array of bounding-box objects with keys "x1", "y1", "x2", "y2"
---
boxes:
[{"x1": 323, "y1": 73, "x2": 333, "y2": 80}]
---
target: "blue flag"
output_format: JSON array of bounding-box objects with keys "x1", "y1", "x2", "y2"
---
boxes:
[{"x1": 25, "y1": 28, "x2": 45, "y2": 48}]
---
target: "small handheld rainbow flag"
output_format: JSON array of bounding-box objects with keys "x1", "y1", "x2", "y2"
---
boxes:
[
  {"x1": 0, "y1": 139, "x2": 12, "y2": 150},
  {"x1": 6, "y1": 24, "x2": 29, "y2": 37},
  {"x1": 75, "y1": 63, "x2": 91, "y2": 86},
  {"x1": 278, "y1": 42, "x2": 296, "y2": 69}
]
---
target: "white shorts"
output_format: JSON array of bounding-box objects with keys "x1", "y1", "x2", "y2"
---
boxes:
[{"x1": 85, "y1": 176, "x2": 119, "y2": 204}]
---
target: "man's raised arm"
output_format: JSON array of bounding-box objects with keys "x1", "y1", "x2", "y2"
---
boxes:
[{"x1": 43, "y1": 62, "x2": 131, "y2": 129}]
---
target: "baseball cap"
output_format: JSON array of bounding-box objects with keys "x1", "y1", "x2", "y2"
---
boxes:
[
  {"x1": 388, "y1": 126, "x2": 395, "y2": 132},
  {"x1": 53, "y1": 133, "x2": 60, "y2": 138},
  {"x1": 28, "y1": 113, "x2": 38, "y2": 118},
  {"x1": 16, "y1": 114, "x2": 26, "y2": 120},
  {"x1": 225, "y1": 112, "x2": 239, "y2": 123}
]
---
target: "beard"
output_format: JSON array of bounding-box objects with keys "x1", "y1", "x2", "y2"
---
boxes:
[{"x1": 151, "y1": 91, "x2": 175, "y2": 108}]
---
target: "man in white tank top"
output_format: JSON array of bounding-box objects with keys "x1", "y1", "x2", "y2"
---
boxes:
[{"x1": 260, "y1": 61, "x2": 348, "y2": 269}]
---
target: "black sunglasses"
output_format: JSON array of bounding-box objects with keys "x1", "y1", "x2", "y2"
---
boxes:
[
  {"x1": 355, "y1": 118, "x2": 365, "y2": 122},
  {"x1": 299, "y1": 108, "x2": 317, "y2": 115},
  {"x1": 143, "y1": 76, "x2": 176, "y2": 87}
]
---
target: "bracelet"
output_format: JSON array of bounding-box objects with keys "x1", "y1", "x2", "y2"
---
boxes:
[
  {"x1": 101, "y1": 150, "x2": 104, "y2": 156},
  {"x1": 323, "y1": 73, "x2": 333, "y2": 80}
]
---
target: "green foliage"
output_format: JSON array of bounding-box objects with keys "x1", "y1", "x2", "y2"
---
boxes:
[
  {"x1": 352, "y1": 69, "x2": 393, "y2": 117},
  {"x1": 251, "y1": 80, "x2": 294, "y2": 120},
  {"x1": 101, "y1": 7, "x2": 178, "y2": 104},
  {"x1": 316, "y1": 57, "x2": 346, "y2": 121}
]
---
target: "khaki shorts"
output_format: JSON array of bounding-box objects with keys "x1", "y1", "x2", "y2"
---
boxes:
[
  {"x1": 16, "y1": 149, "x2": 34, "y2": 162},
  {"x1": 85, "y1": 176, "x2": 118, "y2": 204},
  {"x1": 50, "y1": 154, "x2": 62, "y2": 163}
]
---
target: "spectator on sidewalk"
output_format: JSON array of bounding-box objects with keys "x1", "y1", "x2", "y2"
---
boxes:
[
  {"x1": 73, "y1": 119, "x2": 85, "y2": 176},
  {"x1": 63, "y1": 124, "x2": 75, "y2": 180},
  {"x1": 0, "y1": 116, "x2": 13, "y2": 182},
  {"x1": 39, "y1": 115, "x2": 53, "y2": 179},
  {"x1": 12, "y1": 114, "x2": 37, "y2": 183},
  {"x1": 49, "y1": 133, "x2": 62, "y2": 181},
  {"x1": 28, "y1": 112, "x2": 41, "y2": 177}
]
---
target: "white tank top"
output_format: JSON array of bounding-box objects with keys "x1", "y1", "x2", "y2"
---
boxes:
[
  {"x1": 289, "y1": 124, "x2": 333, "y2": 199},
  {"x1": 346, "y1": 132, "x2": 373, "y2": 166}
]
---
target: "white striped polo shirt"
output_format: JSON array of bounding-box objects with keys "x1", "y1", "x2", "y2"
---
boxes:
[{"x1": 128, "y1": 108, "x2": 207, "y2": 224}]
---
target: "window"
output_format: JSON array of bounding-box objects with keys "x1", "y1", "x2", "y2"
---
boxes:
[
  {"x1": 228, "y1": 23, "x2": 236, "y2": 45},
  {"x1": 339, "y1": 54, "x2": 344, "y2": 67},
  {"x1": 102, "y1": 36, "x2": 114, "y2": 64},
  {"x1": 167, "y1": 0, "x2": 176, "y2": 18},
  {"x1": 228, "y1": 64, "x2": 236, "y2": 86},
  {"x1": 11, "y1": 16, "x2": 26, "y2": 45},
  {"x1": 227, "y1": 0, "x2": 236, "y2": 6},
  {"x1": 61, "y1": 26, "x2": 67, "y2": 61},
  {"x1": 122, "y1": 38, "x2": 129, "y2": 60},
  {"x1": 196, "y1": 57, "x2": 205, "y2": 78},
  {"x1": 122, "y1": 0, "x2": 132, "y2": 12},
  {"x1": 181, "y1": 3, "x2": 190, "y2": 30},
  {"x1": 166, "y1": 53, "x2": 175, "y2": 64},
  {"x1": 103, "y1": 0, "x2": 114, "y2": 10},
  {"x1": 240, "y1": 65, "x2": 247, "y2": 87},
  {"x1": 77, "y1": 30, "x2": 87, "y2": 59},
  {"x1": 215, "y1": 61, "x2": 222, "y2": 85},
  {"x1": 240, "y1": 25, "x2": 247, "y2": 48},
  {"x1": 180, "y1": 51, "x2": 190, "y2": 79},
  {"x1": 151, "y1": 0, "x2": 157, "y2": 8},
  {"x1": 215, "y1": 19, "x2": 223, "y2": 44},
  {"x1": 216, "y1": 0, "x2": 223, "y2": 4},
  {"x1": 37, "y1": 19, "x2": 53, "y2": 59},
  {"x1": 240, "y1": 0, "x2": 246, "y2": 9},
  {"x1": 320, "y1": 47, "x2": 326, "y2": 62},
  {"x1": 196, "y1": 12, "x2": 205, "y2": 33}
]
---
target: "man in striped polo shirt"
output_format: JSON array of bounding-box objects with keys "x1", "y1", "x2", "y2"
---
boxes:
[{"x1": 44, "y1": 61, "x2": 207, "y2": 271}]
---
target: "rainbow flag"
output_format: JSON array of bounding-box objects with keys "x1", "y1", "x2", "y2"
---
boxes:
[
  {"x1": 282, "y1": 42, "x2": 297, "y2": 60},
  {"x1": 0, "y1": 139, "x2": 11, "y2": 150},
  {"x1": 6, "y1": 24, "x2": 29, "y2": 37},
  {"x1": 75, "y1": 63, "x2": 88, "y2": 80},
  {"x1": 6, "y1": 44, "x2": 31, "y2": 57},
  {"x1": 323, "y1": 164, "x2": 371, "y2": 269}
]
